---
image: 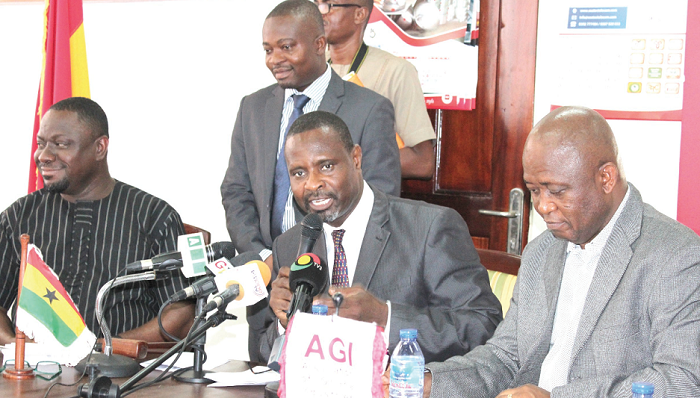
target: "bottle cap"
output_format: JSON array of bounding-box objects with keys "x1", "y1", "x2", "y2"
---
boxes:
[
  {"x1": 399, "y1": 328, "x2": 418, "y2": 339},
  {"x1": 632, "y1": 382, "x2": 654, "y2": 394},
  {"x1": 312, "y1": 304, "x2": 328, "y2": 315}
]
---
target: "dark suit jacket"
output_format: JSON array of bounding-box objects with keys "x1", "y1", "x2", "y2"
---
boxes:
[
  {"x1": 221, "y1": 70, "x2": 400, "y2": 255},
  {"x1": 247, "y1": 185, "x2": 503, "y2": 364},
  {"x1": 427, "y1": 184, "x2": 700, "y2": 398}
]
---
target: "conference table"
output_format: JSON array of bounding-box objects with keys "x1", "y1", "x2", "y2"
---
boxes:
[{"x1": 0, "y1": 360, "x2": 266, "y2": 398}]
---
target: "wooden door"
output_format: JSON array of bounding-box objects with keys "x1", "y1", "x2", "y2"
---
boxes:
[{"x1": 401, "y1": 0, "x2": 539, "y2": 253}]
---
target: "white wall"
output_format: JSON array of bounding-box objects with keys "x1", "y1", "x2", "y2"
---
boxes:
[
  {"x1": 529, "y1": 0, "x2": 685, "y2": 239},
  {"x1": 0, "y1": 0, "x2": 279, "y2": 243},
  {"x1": 0, "y1": 0, "x2": 282, "y2": 362}
]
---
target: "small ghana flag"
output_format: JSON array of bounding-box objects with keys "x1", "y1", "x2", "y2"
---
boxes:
[{"x1": 15, "y1": 244, "x2": 95, "y2": 364}]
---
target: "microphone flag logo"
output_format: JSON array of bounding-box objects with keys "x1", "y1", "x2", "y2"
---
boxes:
[{"x1": 291, "y1": 253, "x2": 320, "y2": 272}]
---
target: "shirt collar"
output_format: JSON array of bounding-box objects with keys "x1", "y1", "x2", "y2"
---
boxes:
[
  {"x1": 323, "y1": 180, "x2": 374, "y2": 234},
  {"x1": 567, "y1": 186, "x2": 631, "y2": 253}
]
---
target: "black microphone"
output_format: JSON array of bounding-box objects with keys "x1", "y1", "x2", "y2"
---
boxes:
[
  {"x1": 125, "y1": 241, "x2": 237, "y2": 273},
  {"x1": 169, "y1": 276, "x2": 218, "y2": 301},
  {"x1": 297, "y1": 213, "x2": 323, "y2": 257},
  {"x1": 202, "y1": 284, "x2": 240, "y2": 313},
  {"x1": 286, "y1": 253, "x2": 328, "y2": 318}
]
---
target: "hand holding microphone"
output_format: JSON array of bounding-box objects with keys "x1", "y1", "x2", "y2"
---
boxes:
[{"x1": 269, "y1": 266, "x2": 294, "y2": 328}]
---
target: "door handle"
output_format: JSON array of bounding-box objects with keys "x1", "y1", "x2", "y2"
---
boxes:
[
  {"x1": 478, "y1": 210, "x2": 517, "y2": 218},
  {"x1": 478, "y1": 188, "x2": 524, "y2": 255}
]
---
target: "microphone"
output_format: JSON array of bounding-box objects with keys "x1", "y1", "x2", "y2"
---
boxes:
[
  {"x1": 171, "y1": 252, "x2": 270, "y2": 303},
  {"x1": 169, "y1": 276, "x2": 218, "y2": 301},
  {"x1": 286, "y1": 253, "x2": 328, "y2": 318},
  {"x1": 125, "y1": 241, "x2": 236, "y2": 273},
  {"x1": 202, "y1": 285, "x2": 240, "y2": 313},
  {"x1": 208, "y1": 259, "x2": 272, "y2": 311},
  {"x1": 297, "y1": 213, "x2": 323, "y2": 257},
  {"x1": 220, "y1": 260, "x2": 271, "y2": 301}
]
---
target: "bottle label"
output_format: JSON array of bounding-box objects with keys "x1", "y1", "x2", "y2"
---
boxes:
[{"x1": 390, "y1": 356, "x2": 424, "y2": 393}]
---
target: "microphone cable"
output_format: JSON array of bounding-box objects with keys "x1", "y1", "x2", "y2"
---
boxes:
[
  {"x1": 41, "y1": 263, "x2": 131, "y2": 398},
  {"x1": 156, "y1": 298, "x2": 208, "y2": 365}
]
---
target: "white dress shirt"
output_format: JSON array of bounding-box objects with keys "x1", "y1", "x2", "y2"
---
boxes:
[
  {"x1": 323, "y1": 180, "x2": 374, "y2": 286},
  {"x1": 539, "y1": 187, "x2": 631, "y2": 391},
  {"x1": 322, "y1": 181, "x2": 392, "y2": 349}
]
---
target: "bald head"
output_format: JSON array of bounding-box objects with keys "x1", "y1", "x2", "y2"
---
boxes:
[
  {"x1": 523, "y1": 106, "x2": 628, "y2": 246},
  {"x1": 525, "y1": 106, "x2": 621, "y2": 177}
]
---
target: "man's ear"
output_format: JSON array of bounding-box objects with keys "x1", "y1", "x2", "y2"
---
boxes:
[
  {"x1": 355, "y1": 6, "x2": 369, "y2": 26},
  {"x1": 95, "y1": 136, "x2": 109, "y2": 161},
  {"x1": 599, "y1": 162, "x2": 618, "y2": 194},
  {"x1": 315, "y1": 34, "x2": 327, "y2": 55},
  {"x1": 352, "y1": 144, "x2": 362, "y2": 170}
]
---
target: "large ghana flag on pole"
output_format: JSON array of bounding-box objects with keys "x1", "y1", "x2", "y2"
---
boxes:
[
  {"x1": 28, "y1": 0, "x2": 90, "y2": 193},
  {"x1": 15, "y1": 245, "x2": 95, "y2": 363}
]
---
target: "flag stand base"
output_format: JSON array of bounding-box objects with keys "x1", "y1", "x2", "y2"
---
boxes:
[
  {"x1": 75, "y1": 353, "x2": 141, "y2": 378},
  {"x1": 6, "y1": 235, "x2": 36, "y2": 381},
  {"x1": 3, "y1": 367, "x2": 35, "y2": 380}
]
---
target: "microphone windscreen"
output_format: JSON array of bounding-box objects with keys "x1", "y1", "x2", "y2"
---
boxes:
[
  {"x1": 300, "y1": 213, "x2": 323, "y2": 240},
  {"x1": 249, "y1": 259, "x2": 272, "y2": 286},
  {"x1": 289, "y1": 253, "x2": 327, "y2": 296},
  {"x1": 229, "y1": 251, "x2": 263, "y2": 267},
  {"x1": 223, "y1": 259, "x2": 271, "y2": 301},
  {"x1": 210, "y1": 241, "x2": 237, "y2": 260}
]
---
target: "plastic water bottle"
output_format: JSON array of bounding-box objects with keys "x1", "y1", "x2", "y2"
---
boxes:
[
  {"x1": 311, "y1": 304, "x2": 328, "y2": 315},
  {"x1": 632, "y1": 382, "x2": 654, "y2": 398},
  {"x1": 389, "y1": 328, "x2": 424, "y2": 398}
]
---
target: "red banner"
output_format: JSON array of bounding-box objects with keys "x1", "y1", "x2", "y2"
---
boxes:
[{"x1": 29, "y1": 0, "x2": 90, "y2": 193}]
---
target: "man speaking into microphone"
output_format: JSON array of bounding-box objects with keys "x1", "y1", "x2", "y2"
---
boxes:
[{"x1": 247, "y1": 111, "x2": 502, "y2": 364}]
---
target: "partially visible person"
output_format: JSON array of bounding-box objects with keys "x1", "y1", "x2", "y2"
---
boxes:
[
  {"x1": 221, "y1": 0, "x2": 400, "y2": 275},
  {"x1": 247, "y1": 110, "x2": 502, "y2": 364},
  {"x1": 319, "y1": 0, "x2": 436, "y2": 179},
  {"x1": 0, "y1": 97, "x2": 194, "y2": 345},
  {"x1": 392, "y1": 106, "x2": 700, "y2": 397}
]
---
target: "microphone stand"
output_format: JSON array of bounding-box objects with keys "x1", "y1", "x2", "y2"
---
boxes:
[
  {"x1": 76, "y1": 272, "x2": 161, "y2": 378},
  {"x1": 77, "y1": 310, "x2": 236, "y2": 398},
  {"x1": 172, "y1": 296, "x2": 212, "y2": 384}
]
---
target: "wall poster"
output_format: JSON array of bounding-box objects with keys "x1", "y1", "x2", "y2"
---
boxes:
[{"x1": 364, "y1": 0, "x2": 480, "y2": 110}]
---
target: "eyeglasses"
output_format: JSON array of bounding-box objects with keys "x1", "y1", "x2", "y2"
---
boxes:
[
  {"x1": 316, "y1": 2, "x2": 362, "y2": 15},
  {"x1": 0, "y1": 360, "x2": 62, "y2": 381},
  {"x1": 34, "y1": 361, "x2": 63, "y2": 381}
]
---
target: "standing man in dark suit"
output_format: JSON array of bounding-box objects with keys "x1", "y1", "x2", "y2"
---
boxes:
[
  {"x1": 221, "y1": 0, "x2": 400, "y2": 273},
  {"x1": 412, "y1": 106, "x2": 700, "y2": 398},
  {"x1": 247, "y1": 110, "x2": 502, "y2": 363}
]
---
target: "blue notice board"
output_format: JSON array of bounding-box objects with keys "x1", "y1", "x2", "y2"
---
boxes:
[{"x1": 568, "y1": 7, "x2": 627, "y2": 29}]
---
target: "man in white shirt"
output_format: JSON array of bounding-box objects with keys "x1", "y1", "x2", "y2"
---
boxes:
[
  {"x1": 248, "y1": 110, "x2": 502, "y2": 364},
  {"x1": 415, "y1": 106, "x2": 700, "y2": 398}
]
